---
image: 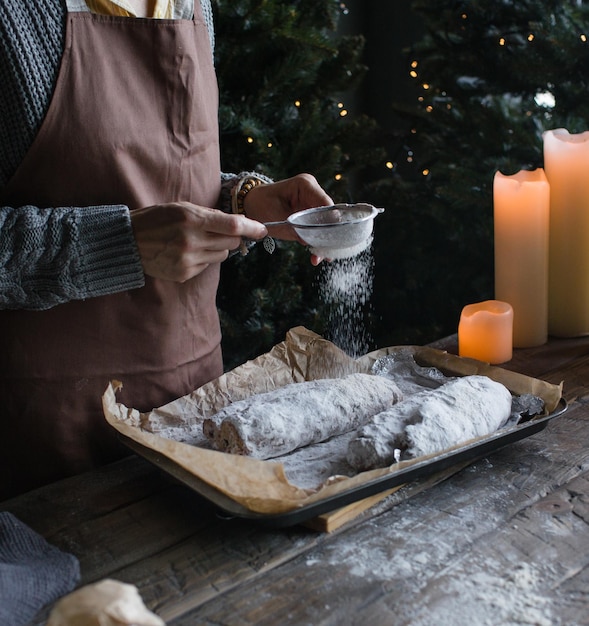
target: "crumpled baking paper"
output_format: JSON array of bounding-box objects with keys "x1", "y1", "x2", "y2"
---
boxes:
[{"x1": 102, "y1": 326, "x2": 562, "y2": 516}]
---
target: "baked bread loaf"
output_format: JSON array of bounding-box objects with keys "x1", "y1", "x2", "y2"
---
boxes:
[
  {"x1": 347, "y1": 375, "x2": 512, "y2": 470},
  {"x1": 203, "y1": 373, "x2": 403, "y2": 459}
]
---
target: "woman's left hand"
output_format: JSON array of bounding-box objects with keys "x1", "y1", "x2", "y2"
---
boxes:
[{"x1": 243, "y1": 173, "x2": 333, "y2": 265}]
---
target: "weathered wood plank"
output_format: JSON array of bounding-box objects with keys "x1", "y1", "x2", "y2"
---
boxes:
[
  {"x1": 170, "y1": 438, "x2": 589, "y2": 625},
  {"x1": 4, "y1": 455, "x2": 165, "y2": 538},
  {"x1": 99, "y1": 464, "x2": 471, "y2": 621}
]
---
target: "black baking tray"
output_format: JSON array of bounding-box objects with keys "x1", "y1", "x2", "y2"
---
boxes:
[{"x1": 119, "y1": 397, "x2": 567, "y2": 528}]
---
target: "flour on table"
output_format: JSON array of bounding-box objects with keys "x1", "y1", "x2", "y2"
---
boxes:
[
  {"x1": 407, "y1": 561, "x2": 554, "y2": 626},
  {"x1": 324, "y1": 536, "x2": 553, "y2": 626}
]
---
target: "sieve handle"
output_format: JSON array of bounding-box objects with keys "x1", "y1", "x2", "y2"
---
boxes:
[{"x1": 262, "y1": 220, "x2": 290, "y2": 227}]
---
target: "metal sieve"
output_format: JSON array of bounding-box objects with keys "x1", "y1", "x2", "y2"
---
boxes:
[{"x1": 264, "y1": 203, "x2": 383, "y2": 256}]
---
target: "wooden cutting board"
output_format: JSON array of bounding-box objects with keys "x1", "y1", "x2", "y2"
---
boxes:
[{"x1": 304, "y1": 460, "x2": 472, "y2": 533}]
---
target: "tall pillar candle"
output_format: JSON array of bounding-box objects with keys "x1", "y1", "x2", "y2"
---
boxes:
[
  {"x1": 543, "y1": 129, "x2": 589, "y2": 336},
  {"x1": 493, "y1": 169, "x2": 549, "y2": 347}
]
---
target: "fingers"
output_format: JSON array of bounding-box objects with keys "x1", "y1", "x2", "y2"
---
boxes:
[
  {"x1": 242, "y1": 173, "x2": 334, "y2": 241},
  {"x1": 201, "y1": 207, "x2": 267, "y2": 240},
  {"x1": 130, "y1": 203, "x2": 267, "y2": 283},
  {"x1": 293, "y1": 173, "x2": 334, "y2": 209},
  {"x1": 129, "y1": 176, "x2": 333, "y2": 283}
]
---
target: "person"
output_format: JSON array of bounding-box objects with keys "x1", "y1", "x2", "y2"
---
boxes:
[{"x1": 0, "y1": 0, "x2": 333, "y2": 499}]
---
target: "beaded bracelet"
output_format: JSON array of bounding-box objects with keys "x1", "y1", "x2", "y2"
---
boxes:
[
  {"x1": 232, "y1": 176, "x2": 266, "y2": 215},
  {"x1": 231, "y1": 176, "x2": 268, "y2": 255}
]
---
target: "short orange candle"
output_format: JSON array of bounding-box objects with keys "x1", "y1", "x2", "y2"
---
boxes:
[{"x1": 458, "y1": 300, "x2": 514, "y2": 364}]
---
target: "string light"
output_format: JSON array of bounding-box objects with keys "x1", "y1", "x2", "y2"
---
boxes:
[
  {"x1": 385, "y1": 161, "x2": 394, "y2": 170},
  {"x1": 334, "y1": 173, "x2": 343, "y2": 181},
  {"x1": 294, "y1": 100, "x2": 301, "y2": 107},
  {"x1": 399, "y1": 17, "x2": 589, "y2": 187},
  {"x1": 410, "y1": 60, "x2": 419, "y2": 78},
  {"x1": 246, "y1": 136, "x2": 254, "y2": 144},
  {"x1": 335, "y1": 101, "x2": 348, "y2": 117}
]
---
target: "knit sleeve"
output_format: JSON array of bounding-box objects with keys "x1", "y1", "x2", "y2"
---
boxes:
[
  {"x1": 219, "y1": 171, "x2": 274, "y2": 213},
  {"x1": 0, "y1": 204, "x2": 145, "y2": 310}
]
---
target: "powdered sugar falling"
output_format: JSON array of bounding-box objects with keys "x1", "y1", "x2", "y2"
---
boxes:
[{"x1": 318, "y1": 242, "x2": 374, "y2": 357}]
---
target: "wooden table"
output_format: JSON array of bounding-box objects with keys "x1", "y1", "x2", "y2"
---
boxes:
[{"x1": 5, "y1": 335, "x2": 589, "y2": 625}]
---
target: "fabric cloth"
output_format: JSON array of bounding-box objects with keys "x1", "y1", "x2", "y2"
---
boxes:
[
  {"x1": 0, "y1": 0, "x2": 217, "y2": 310},
  {"x1": 0, "y1": 5, "x2": 223, "y2": 499},
  {"x1": 0, "y1": 204, "x2": 144, "y2": 310},
  {"x1": 82, "y1": 0, "x2": 193, "y2": 19},
  {"x1": 0, "y1": 0, "x2": 215, "y2": 188},
  {"x1": 0, "y1": 512, "x2": 80, "y2": 626}
]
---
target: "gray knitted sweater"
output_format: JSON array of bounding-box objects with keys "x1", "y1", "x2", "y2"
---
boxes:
[{"x1": 0, "y1": 0, "x2": 231, "y2": 310}]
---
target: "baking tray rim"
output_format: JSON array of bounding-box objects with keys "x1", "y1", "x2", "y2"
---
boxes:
[{"x1": 118, "y1": 397, "x2": 567, "y2": 528}]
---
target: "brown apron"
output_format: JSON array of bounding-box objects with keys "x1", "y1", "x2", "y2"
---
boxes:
[{"x1": 0, "y1": 7, "x2": 223, "y2": 499}]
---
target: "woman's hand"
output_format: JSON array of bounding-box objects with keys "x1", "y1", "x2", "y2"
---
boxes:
[
  {"x1": 130, "y1": 202, "x2": 267, "y2": 281},
  {"x1": 243, "y1": 173, "x2": 333, "y2": 265}
]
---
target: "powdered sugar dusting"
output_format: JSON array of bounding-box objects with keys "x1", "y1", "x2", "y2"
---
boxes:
[
  {"x1": 316, "y1": 479, "x2": 555, "y2": 625},
  {"x1": 407, "y1": 560, "x2": 553, "y2": 626},
  {"x1": 310, "y1": 453, "x2": 561, "y2": 625},
  {"x1": 318, "y1": 243, "x2": 374, "y2": 357},
  {"x1": 310, "y1": 235, "x2": 372, "y2": 260}
]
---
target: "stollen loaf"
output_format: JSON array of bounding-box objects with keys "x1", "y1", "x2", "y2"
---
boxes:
[
  {"x1": 204, "y1": 373, "x2": 403, "y2": 459},
  {"x1": 347, "y1": 375, "x2": 512, "y2": 470}
]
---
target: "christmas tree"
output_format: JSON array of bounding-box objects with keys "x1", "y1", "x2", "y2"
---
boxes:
[
  {"x1": 367, "y1": 0, "x2": 589, "y2": 349},
  {"x1": 213, "y1": 0, "x2": 384, "y2": 369},
  {"x1": 214, "y1": 0, "x2": 589, "y2": 367}
]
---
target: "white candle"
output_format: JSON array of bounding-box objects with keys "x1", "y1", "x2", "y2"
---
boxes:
[
  {"x1": 543, "y1": 129, "x2": 589, "y2": 336},
  {"x1": 493, "y1": 169, "x2": 549, "y2": 347},
  {"x1": 458, "y1": 300, "x2": 513, "y2": 364}
]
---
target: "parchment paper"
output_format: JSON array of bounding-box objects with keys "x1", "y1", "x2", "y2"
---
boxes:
[{"x1": 102, "y1": 327, "x2": 563, "y2": 515}]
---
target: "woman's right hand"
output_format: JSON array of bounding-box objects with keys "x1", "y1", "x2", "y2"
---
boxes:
[{"x1": 130, "y1": 202, "x2": 267, "y2": 282}]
